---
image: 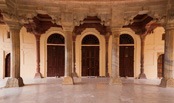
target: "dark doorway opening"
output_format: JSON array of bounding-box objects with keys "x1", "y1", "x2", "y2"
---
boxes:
[
  {"x1": 119, "y1": 34, "x2": 134, "y2": 77},
  {"x1": 47, "y1": 33, "x2": 65, "y2": 77},
  {"x1": 5, "y1": 53, "x2": 10, "y2": 77},
  {"x1": 82, "y1": 35, "x2": 99, "y2": 76},
  {"x1": 157, "y1": 54, "x2": 164, "y2": 78}
]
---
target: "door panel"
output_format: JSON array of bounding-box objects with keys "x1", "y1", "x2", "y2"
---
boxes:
[
  {"x1": 47, "y1": 46, "x2": 65, "y2": 77},
  {"x1": 82, "y1": 46, "x2": 99, "y2": 76},
  {"x1": 119, "y1": 46, "x2": 134, "y2": 77}
]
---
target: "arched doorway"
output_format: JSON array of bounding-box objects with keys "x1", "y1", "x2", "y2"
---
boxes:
[
  {"x1": 47, "y1": 33, "x2": 65, "y2": 77},
  {"x1": 82, "y1": 35, "x2": 99, "y2": 76},
  {"x1": 119, "y1": 34, "x2": 134, "y2": 77},
  {"x1": 157, "y1": 54, "x2": 164, "y2": 78},
  {"x1": 5, "y1": 53, "x2": 10, "y2": 77}
]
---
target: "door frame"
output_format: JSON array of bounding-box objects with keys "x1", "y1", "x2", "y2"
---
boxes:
[
  {"x1": 43, "y1": 27, "x2": 66, "y2": 77},
  {"x1": 76, "y1": 28, "x2": 106, "y2": 77}
]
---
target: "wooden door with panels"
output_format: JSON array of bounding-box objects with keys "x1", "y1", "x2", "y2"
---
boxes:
[
  {"x1": 119, "y1": 34, "x2": 134, "y2": 77},
  {"x1": 82, "y1": 35, "x2": 99, "y2": 76},
  {"x1": 47, "y1": 33, "x2": 65, "y2": 77}
]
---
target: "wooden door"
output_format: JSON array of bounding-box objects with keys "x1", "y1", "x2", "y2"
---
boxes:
[
  {"x1": 82, "y1": 46, "x2": 99, "y2": 76},
  {"x1": 119, "y1": 46, "x2": 134, "y2": 77},
  {"x1": 47, "y1": 46, "x2": 65, "y2": 77},
  {"x1": 5, "y1": 53, "x2": 10, "y2": 77},
  {"x1": 158, "y1": 54, "x2": 164, "y2": 78}
]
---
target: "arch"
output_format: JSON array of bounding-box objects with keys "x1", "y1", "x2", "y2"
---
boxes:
[
  {"x1": 82, "y1": 34, "x2": 99, "y2": 44},
  {"x1": 43, "y1": 27, "x2": 66, "y2": 77},
  {"x1": 157, "y1": 54, "x2": 164, "y2": 78},
  {"x1": 47, "y1": 33, "x2": 64, "y2": 44},
  {"x1": 120, "y1": 34, "x2": 134, "y2": 44},
  {"x1": 75, "y1": 28, "x2": 106, "y2": 77},
  {"x1": 5, "y1": 53, "x2": 10, "y2": 77}
]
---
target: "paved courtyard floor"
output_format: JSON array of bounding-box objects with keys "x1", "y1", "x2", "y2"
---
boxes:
[{"x1": 0, "y1": 77, "x2": 174, "y2": 103}]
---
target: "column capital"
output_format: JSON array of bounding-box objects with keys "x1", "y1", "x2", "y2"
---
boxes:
[
  {"x1": 6, "y1": 22, "x2": 22, "y2": 31},
  {"x1": 166, "y1": 23, "x2": 174, "y2": 31},
  {"x1": 62, "y1": 26, "x2": 74, "y2": 32},
  {"x1": 111, "y1": 27, "x2": 121, "y2": 32},
  {"x1": 111, "y1": 27, "x2": 121, "y2": 37}
]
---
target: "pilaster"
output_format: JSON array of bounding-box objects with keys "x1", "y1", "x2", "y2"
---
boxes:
[{"x1": 109, "y1": 28, "x2": 122, "y2": 85}]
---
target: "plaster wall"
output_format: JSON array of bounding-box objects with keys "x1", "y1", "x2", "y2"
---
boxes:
[
  {"x1": 0, "y1": 26, "x2": 165, "y2": 79},
  {"x1": 144, "y1": 27, "x2": 165, "y2": 78},
  {"x1": 0, "y1": 25, "x2": 10, "y2": 79},
  {"x1": 20, "y1": 27, "x2": 36, "y2": 79}
]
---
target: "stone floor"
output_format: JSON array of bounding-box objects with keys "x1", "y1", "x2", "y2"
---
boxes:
[{"x1": 0, "y1": 77, "x2": 174, "y2": 103}]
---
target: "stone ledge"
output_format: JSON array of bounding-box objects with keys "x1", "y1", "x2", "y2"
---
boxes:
[
  {"x1": 62, "y1": 76, "x2": 74, "y2": 85},
  {"x1": 5, "y1": 77, "x2": 24, "y2": 88},
  {"x1": 160, "y1": 78, "x2": 174, "y2": 88}
]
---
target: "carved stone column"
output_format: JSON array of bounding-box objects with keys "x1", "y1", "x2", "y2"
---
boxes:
[
  {"x1": 5, "y1": 24, "x2": 24, "y2": 87},
  {"x1": 160, "y1": 23, "x2": 174, "y2": 87},
  {"x1": 62, "y1": 30, "x2": 74, "y2": 85},
  {"x1": 34, "y1": 35, "x2": 42, "y2": 78},
  {"x1": 138, "y1": 34, "x2": 147, "y2": 79},
  {"x1": 109, "y1": 28, "x2": 122, "y2": 85},
  {"x1": 159, "y1": 0, "x2": 174, "y2": 87}
]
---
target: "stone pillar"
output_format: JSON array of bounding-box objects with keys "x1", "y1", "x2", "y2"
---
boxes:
[
  {"x1": 138, "y1": 35, "x2": 147, "y2": 79},
  {"x1": 34, "y1": 35, "x2": 42, "y2": 78},
  {"x1": 62, "y1": 30, "x2": 74, "y2": 85},
  {"x1": 160, "y1": 23, "x2": 174, "y2": 87},
  {"x1": 5, "y1": 25, "x2": 24, "y2": 87},
  {"x1": 109, "y1": 28, "x2": 122, "y2": 85}
]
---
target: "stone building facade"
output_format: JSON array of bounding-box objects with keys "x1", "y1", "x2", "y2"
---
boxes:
[{"x1": 0, "y1": 0, "x2": 173, "y2": 87}]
